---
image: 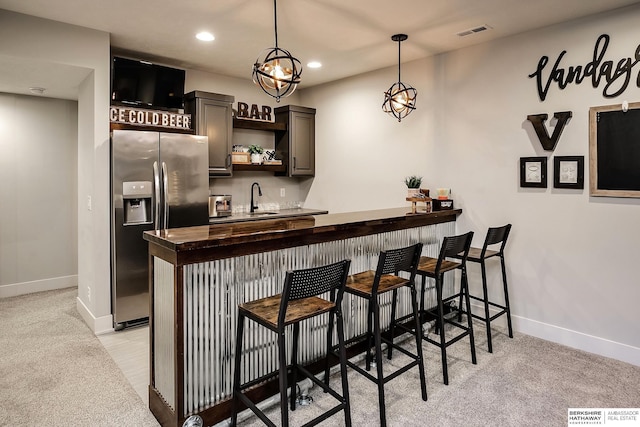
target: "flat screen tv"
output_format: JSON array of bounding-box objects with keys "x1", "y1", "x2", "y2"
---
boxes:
[{"x1": 111, "y1": 56, "x2": 185, "y2": 110}]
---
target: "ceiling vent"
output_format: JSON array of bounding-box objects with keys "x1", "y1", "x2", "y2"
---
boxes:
[{"x1": 456, "y1": 25, "x2": 493, "y2": 37}]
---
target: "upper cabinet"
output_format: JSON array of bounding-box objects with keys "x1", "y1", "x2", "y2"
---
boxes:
[
  {"x1": 184, "y1": 91, "x2": 234, "y2": 176},
  {"x1": 275, "y1": 105, "x2": 316, "y2": 177}
]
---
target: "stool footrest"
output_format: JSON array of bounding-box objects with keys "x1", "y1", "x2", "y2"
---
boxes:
[
  {"x1": 381, "y1": 335, "x2": 421, "y2": 361},
  {"x1": 344, "y1": 358, "x2": 421, "y2": 386},
  {"x1": 488, "y1": 310, "x2": 508, "y2": 322},
  {"x1": 466, "y1": 306, "x2": 508, "y2": 323},
  {"x1": 236, "y1": 363, "x2": 349, "y2": 427},
  {"x1": 296, "y1": 364, "x2": 345, "y2": 404},
  {"x1": 469, "y1": 294, "x2": 508, "y2": 311},
  {"x1": 237, "y1": 369, "x2": 281, "y2": 391},
  {"x1": 235, "y1": 392, "x2": 279, "y2": 427},
  {"x1": 423, "y1": 329, "x2": 470, "y2": 348}
]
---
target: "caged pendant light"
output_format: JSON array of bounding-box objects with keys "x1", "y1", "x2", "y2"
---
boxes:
[
  {"x1": 252, "y1": 0, "x2": 302, "y2": 102},
  {"x1": 382, "y1": 34, "x2": 417, "y2": 122}
]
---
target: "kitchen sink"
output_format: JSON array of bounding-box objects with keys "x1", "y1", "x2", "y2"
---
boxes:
[{"x1": 247, "y1": 211, "x2": 278, "y2": 216}]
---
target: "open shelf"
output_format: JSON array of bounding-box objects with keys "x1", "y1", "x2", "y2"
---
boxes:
[
  {"x1": 232, "y1": 163, "x2": 287, "y2": 173},
  {"x1": 233, "y1": 118, "x2": 286, "y2": 132}
]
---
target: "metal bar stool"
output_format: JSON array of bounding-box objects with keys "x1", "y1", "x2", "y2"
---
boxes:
[
  {"x1": 231, "y1": 259, "x2": 352, "y2": 427},
  {"x1": 340, "y1": 243, "x2": 427, "y2": 427},
  {"x1": 416, "y1": 231, "x2": 476, "y2": 385},
  {"x1": 454, "y1": 224, "x2": 513, "y2": 353}
]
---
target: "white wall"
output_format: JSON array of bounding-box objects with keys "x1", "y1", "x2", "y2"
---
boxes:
[
  {"x1": 0, "y1": 10, "x2": 112, "y2": 333},
  {"x1": 300, "y1": 57, "x2": 438, "y2": 212},
  {"x1": 301, "y1": 5, "x2": 640, "y2": 365},
  {"x1": 0, "y1": 93, "x2": 78, "y2": 297}
]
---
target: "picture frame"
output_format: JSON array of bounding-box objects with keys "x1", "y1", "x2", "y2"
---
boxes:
[
  {"x1": 520, "y1": 157, "x2": 547, "y2": 188},
  {"x1": 231, "y1": 152, "x2": 251, "y2": 164},
  {"x1": 554, "y1": 155, "x2": 584, "y2": 189},
  {"x1": 589, "y1": 102, "x2": 640, "y2": 198}
]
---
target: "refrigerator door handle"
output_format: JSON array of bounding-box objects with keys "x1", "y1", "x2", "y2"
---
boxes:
[
  {"x1": 161, "y1": 161, "x2": 169, "y2": 229},
  {"x1": 153, "y1": 161, "x2": 161, "y2": 231}
]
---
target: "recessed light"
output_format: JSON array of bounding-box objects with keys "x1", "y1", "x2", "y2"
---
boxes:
[
  {"x1": 196, "y1": 32, "x2": 215, "y2": 42},
  {"x1": 307, "y1": 61, "x2": 322, "y2": 69}
]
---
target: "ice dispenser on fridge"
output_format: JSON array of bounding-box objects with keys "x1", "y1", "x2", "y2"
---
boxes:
[{"x1": 122, "y1": 181, "x2": 152, "y2": 224}]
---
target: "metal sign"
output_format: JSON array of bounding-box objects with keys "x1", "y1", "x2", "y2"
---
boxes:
[{"x1": 109, "y1": 106, "x2": 191, "y2": 129}]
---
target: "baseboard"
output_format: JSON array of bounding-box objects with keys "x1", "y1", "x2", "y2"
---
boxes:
[
  {"x1": 469, "y1": 301, "x2": 640, "y2": 367},
  {"x1": 512, "y1": 315, "x2": 640, "y2": 367},
  {"x1": 0, "y1": 275, "x2": 77, "y2": 298},
  {"x1": 76, "y1": 296, "x2": 114, "y2": 335}
]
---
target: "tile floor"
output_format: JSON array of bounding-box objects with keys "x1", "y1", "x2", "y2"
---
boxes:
[{"x1": 98, "y1": 325, "x2": 150, "y2": 405}]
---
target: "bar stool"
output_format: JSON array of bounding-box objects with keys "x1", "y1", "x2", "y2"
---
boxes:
[
  {"x1": 454, "y1": 224, "x2": 513, "y2": 353},
  {"x1": 416, "y1": 232, "x2": 476, "y2": 385},
  {"x1": 341, "y1": 243, "x2": 427, "y2": 427},
  {"x1": 231, "y1": 259, "x2": 352, "y2": 427}
]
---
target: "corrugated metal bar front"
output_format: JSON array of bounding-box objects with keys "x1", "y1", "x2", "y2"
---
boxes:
[
  {"x1": 181, "y1": 222, "x2": 455, "y2": 417},
  {"x1": 154, "y1": 257, "x2": 176, "y2": 411}
]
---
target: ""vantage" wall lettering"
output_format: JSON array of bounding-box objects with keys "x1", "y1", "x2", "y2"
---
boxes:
[{"x1": 529, "y1": 34, "x2": 640, "y2": 101}]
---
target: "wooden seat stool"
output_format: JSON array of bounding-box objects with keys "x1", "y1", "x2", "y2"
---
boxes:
[
  {"x1": 453, "y1": 224, "x2": 513, "y2": 353},
  {"x1": 231, "y1": 260, "x2": 352, "y2": 427},
  {"x1": 336, "y1": 243, "x2": 427, "y2": 427},
  {"x1": 415, "y1": 231, "x2": 476, "y2": 385}
]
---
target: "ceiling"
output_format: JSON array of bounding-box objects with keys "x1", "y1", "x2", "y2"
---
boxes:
[{"x1": 1, "y1": 0, "x2": 640, "y2": 100}]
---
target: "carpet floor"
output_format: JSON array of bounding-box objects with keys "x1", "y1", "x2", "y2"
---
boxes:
[
  {"x1": 1, "y1": 287, "x2": 639, "y2": 427},
  {"x1": 0, "y1": 287, "x2": 159, "y2": 426}
]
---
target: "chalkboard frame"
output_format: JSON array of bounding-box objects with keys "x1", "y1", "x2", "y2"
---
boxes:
[{"x1": 589, "y1": 102, "x2": 640, "y2": 198}]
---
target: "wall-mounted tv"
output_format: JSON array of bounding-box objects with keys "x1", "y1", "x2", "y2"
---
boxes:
[{"x1": 111, "y1": 56, "x2": 185, "y2": 111}]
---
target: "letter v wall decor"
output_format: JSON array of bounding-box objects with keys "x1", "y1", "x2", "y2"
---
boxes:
[{"x1": 526, "y1": 111, "x2": 572, "y2": 151}]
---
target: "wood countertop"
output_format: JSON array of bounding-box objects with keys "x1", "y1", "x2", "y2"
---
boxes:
[{"x1": 144, "y1": 207, "x2": 461, "y2": 265}]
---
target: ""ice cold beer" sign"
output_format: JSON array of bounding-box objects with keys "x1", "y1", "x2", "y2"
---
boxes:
[{"x1": 110, "y1": 106, "x2": 191, "y2": 129}]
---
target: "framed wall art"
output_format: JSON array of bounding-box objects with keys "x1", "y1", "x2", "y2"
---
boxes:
[
  {"x1": 520, "y1": 157, "x2": 547, "y2": 188},
  {"x1": 589, "y1": 102, "x2": 640, "y2": 197},
  {"x1": 554, "y1": 156, "x2": 584, "y2": 189}
]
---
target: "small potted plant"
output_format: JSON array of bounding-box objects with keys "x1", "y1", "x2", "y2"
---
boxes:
[
  {"x1": 247, "y1": 144, "x2": 264, "y2": 164},
  {"x1": 404, "y1": 175, "x2": 422, "y2": 197}
]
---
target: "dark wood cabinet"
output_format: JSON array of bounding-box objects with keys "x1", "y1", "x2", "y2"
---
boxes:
[
  {"x1": 184, "y1": 91, "x2": 234, "y2": 176},
  {"x1": 275, "y1": 105, "x2": 316, "y2": 177}
]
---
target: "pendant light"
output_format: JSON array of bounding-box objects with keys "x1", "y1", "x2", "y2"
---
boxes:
[
  {"x1": 252, "y1": 0, "x2": 302, "y2": 102},
  {"x1": 382, "y1": 34, "x2": 417, "y2": 122}
]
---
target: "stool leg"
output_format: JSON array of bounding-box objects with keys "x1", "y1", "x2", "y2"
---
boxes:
[
  {"x1": 480, "y1": 259, "x2": 493, "y2": 353},
  {"x1": 336, "y1": 309, "x2": 352, "y2": 427},
  {"x1": 501, "y1": 255, "x2": 514, "y2": 339},
  {"x1": 230, "y1": 313, "x2": 245, "y2": 427},
  {"x1": 462, "y1": 266, "x2": 477, "y2": 365},
  {"x1": 372, "y1": 297, "x2": 387, "y2": 427},
  {"x1": 277, "y1": 330, "x2": 289, "y2": 427},
  {"x1": 410, "y1": 283, "x2": 428, "y2": 401},
  {"x1": 325, "y1": 310, "x2": 335, "y2": 387},
  {"x1": 365, "y1": 302, "x2": 373, "y2": 371},
  {"x1": 435, "y1": 274, "x2": 449, "y2": 385},
  {"x1": 418, "y1": 274, "x2": 427, "y2": 325},
  {"x1": 387, "y1": 288, "x2": 398, "y2": 360},
  {"x1": 290, "y1": 322, "x2": 300, "y2": 411},
  {"x1": 457, "y1": 277, "x2": 464, "y2": 323}
]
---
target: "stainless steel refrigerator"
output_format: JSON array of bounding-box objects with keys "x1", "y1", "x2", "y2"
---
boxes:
[{"x1": 111, "y1": 129, "x2": 209, "y2": 329}]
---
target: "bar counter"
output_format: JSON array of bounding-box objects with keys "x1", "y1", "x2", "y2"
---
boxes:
[{"x1": 144, "y1": 207, "x2": 461, "y2": 427}]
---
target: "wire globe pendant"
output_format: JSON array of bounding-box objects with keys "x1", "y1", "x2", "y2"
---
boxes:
[
  {"x1": 253, "y1": 0, "x2": 302, "y2": 102},
  {"x1": 252, "y1": 46, "x2": 302, "y2": 101},
  {"x1": 383, "y1": 82, "x2": 417, "y2": 121},
  {"x1": 382, "y1": 34, "x2": 417, "y2": 122}
]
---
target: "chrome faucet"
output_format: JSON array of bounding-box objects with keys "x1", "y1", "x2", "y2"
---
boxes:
[{"x1": 250, "y1": 182, "x2": 262, "y2": 213}]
